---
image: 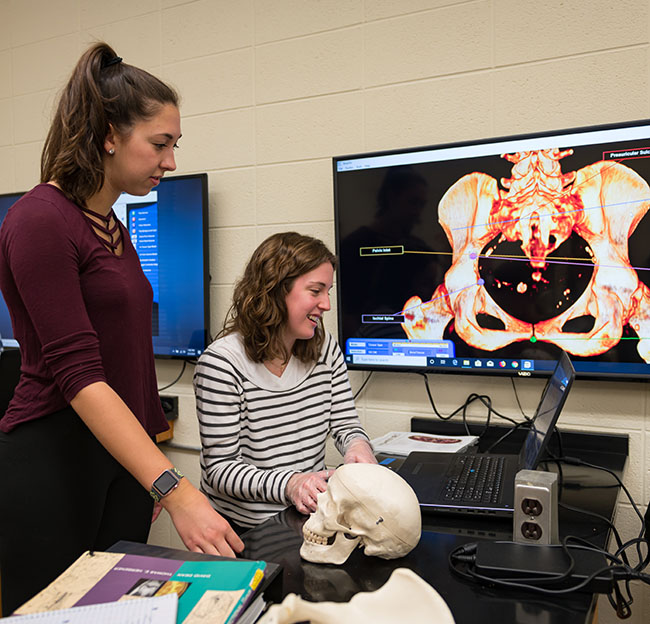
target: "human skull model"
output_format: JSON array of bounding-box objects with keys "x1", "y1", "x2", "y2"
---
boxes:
[
  {"x1": 257, "y1": 567, "x2": 455, "y2": 624},
  {"x1": 300, "y1": 463, "x2": 421, "y2": 565}
]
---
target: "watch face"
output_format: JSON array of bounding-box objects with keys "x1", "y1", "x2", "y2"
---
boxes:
[{"x1": 154, "y1": 470, "x2": 179, "y2": 495}]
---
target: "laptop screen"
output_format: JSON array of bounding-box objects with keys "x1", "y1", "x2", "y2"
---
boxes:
[{"x1": 518, "y1": 351, "x2": 576, "y2": 470}]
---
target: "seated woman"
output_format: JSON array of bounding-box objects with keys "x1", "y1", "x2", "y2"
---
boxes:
[{"x1": 194, "y1": 232, "x2": 376, "y2": 530}]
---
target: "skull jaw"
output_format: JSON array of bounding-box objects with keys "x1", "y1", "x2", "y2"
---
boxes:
[
  {"x1": 362, "y1": 540, "x2": 412, "y2": 560},
  {"x1": 300, "y1": 530, "x2": 361, "y2": 564}
]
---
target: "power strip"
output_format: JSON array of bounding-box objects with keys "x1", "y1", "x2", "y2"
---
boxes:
[{"x1": 474, "y1": 541, "x2": 614, "y2": 593}]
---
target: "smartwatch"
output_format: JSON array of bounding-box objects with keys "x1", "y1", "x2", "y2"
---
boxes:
[{"x1": 149, "y1": 467, "x2": 184, "y2": 502}]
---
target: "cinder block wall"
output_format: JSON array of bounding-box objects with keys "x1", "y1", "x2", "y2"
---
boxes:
[{"x1": 2, "y1": 2, "x2": 649, "y2": 621}]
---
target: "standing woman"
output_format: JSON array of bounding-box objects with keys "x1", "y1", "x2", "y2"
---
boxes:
[
  {"x1": 0, "y1": 42, "x2": 242, "y2": 616},
  {"x1": 194, "y1": 232, "x2": 376, "y2": 532}
]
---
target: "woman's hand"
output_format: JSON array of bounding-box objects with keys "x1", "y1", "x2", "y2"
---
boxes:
[
  {"x1": 343, "y1": 438, "x2": 377, "y2": 464},
  {"x1": 69, "y1": 383, "x2": 243, "y2": 556},
  {"x1": 286, "y1": 470, "x2": 335, "y2": 515},
  {"x1": 151, "y1": 501, "x2": 163, "y2": 523},
  {"x1": 162, "y1": 479, "x2": 244, "y2": 557}
]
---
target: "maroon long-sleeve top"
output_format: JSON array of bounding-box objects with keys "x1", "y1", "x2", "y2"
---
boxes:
[{"x1": 0, "y1": 184, "x2": 167, "y2": 435}]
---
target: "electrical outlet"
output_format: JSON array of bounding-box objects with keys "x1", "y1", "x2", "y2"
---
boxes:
[
  {"x1": 514, "y1": 470, "x2": 558, "y2": 545},
  {"x1": 159, "y1": 395, "x2": 179, "y2": 420},
  {"x1": 521, "y1": 521, "x2": 544, "y2": 541},
  {"x1": 521, "y1": 497, "x2": 543, "y2": 516}
]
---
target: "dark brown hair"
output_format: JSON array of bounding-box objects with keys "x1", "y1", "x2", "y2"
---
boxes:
[
  {"x1": 221, "y1": 232, "x2": 336, "y2": 364},
  {"x1": 41, "y1": 42, "x2": 179, "y2": 207}
]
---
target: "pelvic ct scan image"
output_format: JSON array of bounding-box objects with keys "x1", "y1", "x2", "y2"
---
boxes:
[{"x1": 336, "y1": 126, "x2": 650, "y2": 371}]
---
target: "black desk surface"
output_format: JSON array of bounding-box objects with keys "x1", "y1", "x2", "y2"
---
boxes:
[{"x1": 239, "y1": 424, "x2": 629, "y2": 624}]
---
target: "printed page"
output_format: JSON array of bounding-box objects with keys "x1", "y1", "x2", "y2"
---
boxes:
[
  {"x1": 14, "y1": 551, "x2": 123, "y2": 614},
  {"x1": 3, "y1": 592, "x2": 177, "y2": 624}
]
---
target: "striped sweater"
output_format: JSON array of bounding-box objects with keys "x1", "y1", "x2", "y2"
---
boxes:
[{"x1": 194, "y1": 331, "x2": 369, "y2": 527}]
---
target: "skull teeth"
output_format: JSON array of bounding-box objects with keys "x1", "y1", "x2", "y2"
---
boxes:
[{"x1": 303, "y1": 528, "x2": 335, "y2": 546}]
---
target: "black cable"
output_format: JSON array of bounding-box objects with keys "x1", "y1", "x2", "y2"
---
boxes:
[
  {"x1": 463, "y1": 393, "x2": 491, "y2": 437},
  {"x1": 482, "y1": 420, "x2": 528, "y2": 454},
  {"x1": 157, "y1": 359, "x2": 187, "y2": 392},
  {"x1": 615, "y1": 536, "x2": 649, "y2": 571},
  {"x1": 479, "y1": 420, "x2": 565, "y2": 456},
  {"x1": 447, "y1": 542, "x2": 479, "y2": 583},
  {"x1": 544, "y1": 455, "x2": 566, "y2": 507},
  {"x1": 611, "y1": 580, "x2": 633, "y2": 618},
  {"x1": 420, "y1": 374, "x2": 522, "y2": 439},
  {"x1": 449, "y1": 456, "x2": 650, "y2": 616},
  {"x1": 420, "y1": 372, "x2": 458, "y2": 421},
  {"x1": 463, "y1": 392, "x2": 520, "y2": 427},
  {"x1": 558, "y1": 457, "x2": 646, "y2": 528},
  {"x1": 559, "y1": 456, "x2": 650, "y2": 571},
  {"x1": 420, "y1": 374, "x2": 475, "y2": 436},
  {"x1": 641, "y1": 504, "x2": 650, "y2": 567},
  {"x1": 450, "y1": 541, "x2": 614, "y2": 595},
  {"x1": 353, "y1": 371, "x2": 373, "y2": 400},
  {"x1": 563, "y1": 534, "x2": 629, "y2": 565},
  {"x1": 563, "y1": 535, "x2": 642, "y2": 614},
  {"x1": 423, "y1": 382, "x2": 648, "y2": 606},
  {"x1": 510, "y1": 376, "x2": 533, "y2": 421},
  {"x1": 558, "y1": 501, "x2": 627, "y2": 562},
  {"x1": 449, "y1": 537, "x2": 631, "y2": 596},
  {"x1": 571, "y1": 504, "x2": 650, "y2": 574},
  {"x1": 550, "y1": 426, "x2": 565, "y2": 460}
]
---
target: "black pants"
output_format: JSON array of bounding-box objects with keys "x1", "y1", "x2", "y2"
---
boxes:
[{"x1": 0, "y1": 408, "x2": 153, "y2": 616}]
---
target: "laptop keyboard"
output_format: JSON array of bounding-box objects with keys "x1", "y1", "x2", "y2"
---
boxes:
[{"x1": 443, "y1": 455, "x2": 505, "y2": 503}]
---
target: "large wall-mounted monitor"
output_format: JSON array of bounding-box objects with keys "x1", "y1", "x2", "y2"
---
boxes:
[
  {"x1": 0, "y1": 172, "x2": 209, "y2": 359},
  {"x1": 334, "y1": 119, "x2": 650, "y2": 380}
]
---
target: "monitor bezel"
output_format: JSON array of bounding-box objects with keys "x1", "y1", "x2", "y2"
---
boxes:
[
  {"x1": 149, "y1": 172, "x2": 210, "y2": 361},
  {"x1": 0, "y1": 190, "x2": 26, "y2": 351},
  {"x1": 333, "y1": 117, "x2": 650, "y2": 381}
]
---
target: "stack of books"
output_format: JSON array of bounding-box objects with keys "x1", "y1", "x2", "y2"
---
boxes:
[{"x1": 8, "y1": 548, "x2": 274, "y2": 624}]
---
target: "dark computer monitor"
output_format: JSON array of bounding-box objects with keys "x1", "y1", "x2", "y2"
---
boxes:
[
  {"x1": 334, "y1": 118, "x2": 650, "y2": 380},
  {"x1": 112, "y1": 173, "x2": 210, "y2": 358},
  {"x1": 0, "y1": 192, "x2": 25, "y2": 349},
  {"x1": 0, "y1": 173, "x2": 209, "y2": 359}
]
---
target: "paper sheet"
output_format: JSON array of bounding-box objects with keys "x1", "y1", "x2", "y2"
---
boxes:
[
  {"x1": 14, "y1": 551, "x2": 123, "y2": 614},
  {"x1": 1, "y1": 593, "x2": 177, "y2": 624}
]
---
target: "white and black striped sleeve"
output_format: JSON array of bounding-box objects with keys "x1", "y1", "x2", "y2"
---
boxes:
[
  {"x1": 194, "y1": 352, "x2": 295, "y2": 506},
  {"x1": 324, "y1": 335, "x2": 369, "y2": 455}
]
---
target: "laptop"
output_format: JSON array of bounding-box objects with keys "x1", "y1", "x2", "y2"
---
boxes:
[{"x1": 397, "y1": 350, "x2": 575, "y2": 517}]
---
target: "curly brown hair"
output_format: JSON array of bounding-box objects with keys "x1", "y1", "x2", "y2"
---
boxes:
[
  {"x1": 41, "y1": 42, "x2": 179, "y2": 207},
  {"x1": 220, "y1": 232, "x2": 336, "y2": 364}
]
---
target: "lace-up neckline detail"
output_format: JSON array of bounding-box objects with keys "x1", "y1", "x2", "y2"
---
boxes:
[{"x1": 80, "y1": 205, "x2": 123, "y2": 256}]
